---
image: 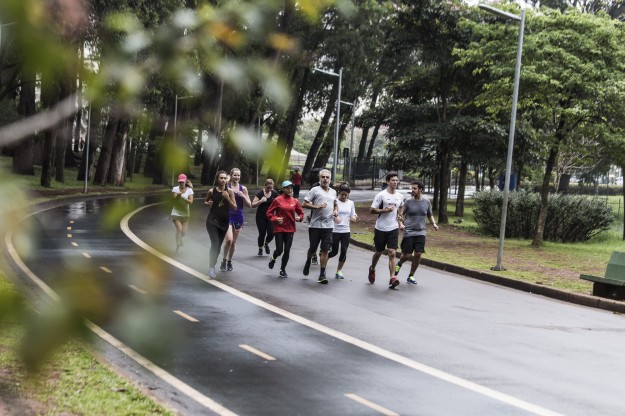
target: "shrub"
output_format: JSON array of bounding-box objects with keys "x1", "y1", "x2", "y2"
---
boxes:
[{"x1": 473, "y1": 191, "x2": 613, "y2": 242}]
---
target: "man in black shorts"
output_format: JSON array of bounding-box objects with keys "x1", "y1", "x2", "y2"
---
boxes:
[
  {"x1": 368, "y1": 172, "x2": 404, "y2": 289},
  {"x1": 302, "y1": 169, "x2": 338, "y2": 284},
  {"x1": 395, "y1": 180, "x2": 438, "y2": 284}
]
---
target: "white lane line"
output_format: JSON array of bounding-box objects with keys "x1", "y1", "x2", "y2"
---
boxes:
[
  {"x1": 100, "y1": 266, "x2": 112, "y2": 274},
  {"x1": 239, "y1": 344, "x2": 276, "y2": 361},
  {"x1": 5, "y1": 226, "x2": 238, "y2": 416},
  {"x1": 174, "y1": 310, "x2": 199, "y2": 322},
  {"x1": 345, "y1": 393, "x2": 399, "y2": 416},
  {"x1": 71, "y1": 242, "x2": 78, "y2": 247},
  {"x1": 82, "y1": 252, "x2": 91, "y2": 259},
  {"x1": 121, "y1": 203, "x2": 566, "y2": 416},
  {"x1": 67, "y1": 233, "x2": 72, "y2": 238},
  {"x1": 128, "y1": 285, "x2": 148, "y2": 295},
  {"x1": 67, "y1": 226, "x2": 72, "y2": 230}
]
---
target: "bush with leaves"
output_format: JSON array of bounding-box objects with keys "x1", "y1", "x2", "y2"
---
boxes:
[{"x1": 473, "y1": 191, "x2": 613, "y2": 242}]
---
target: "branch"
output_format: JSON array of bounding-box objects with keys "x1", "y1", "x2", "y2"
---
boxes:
[{"x1": 0, "y1": 94, "x2": 78, "y2": 146}]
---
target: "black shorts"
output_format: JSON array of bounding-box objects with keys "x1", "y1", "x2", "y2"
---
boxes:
[
  {"x1": 308, "y1": 228, "x2": 333, "y2": 252},
  {"x1": 230, "y1": 222, "x2": 243, "y2": 230},
  {"x1": 401, "y1": 235, "x2": 426, "y2": 255},
  {"x1": 373, "y1": 228, "x2": 399, "y2": 252}
]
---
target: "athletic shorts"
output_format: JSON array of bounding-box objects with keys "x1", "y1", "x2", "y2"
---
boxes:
[
  {"x1": 373, "y1": 228, "x2": 399, "y2": 252},
  {"x1": 308, "y1": 227, "x2": 333, "y2": 252},
  {"x1": 400, "y1": 235, "x2": 426, "y2": 255},
  {"x1": 230, "y1": 222, "x2": 243, "y2": 230},
  {"x1": 171, "y1": 215, "x2": 189, "y2": 223}
]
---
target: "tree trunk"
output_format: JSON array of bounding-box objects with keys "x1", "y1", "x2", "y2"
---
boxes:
[
  {"x1": 532, "y1": 144, "x2": 559, "y2": 246},
  {"x1": 93, "y1": 112, "x2": 120, "y2": 186},
  {"x1": 107, "y1": 118, "x2": 130, "y2": 186},
  {"x1": 303, "y1": 77, "x2": 336, "y2": 180},
  {"x1": 365, "y1": 121, "x2": 382, "y2": 161},
  {"x1": 474, "y1": 164, "x2": 480, "y2": 192},
  {"x1": 13, "y1": 67, "x2": 36, "y2": 175},
  {"x1": 455, "y1": 158, "x2": 467, "y2": 216},
  {"x1": 40, "y1": 68, "x2": 61, "y2": 187},
  {"x1": 358, "y1": 88, "x2": 380, "y2": 161},
  {"x1": 437, "y1": 143, "x2": 451, "y2": 224}
]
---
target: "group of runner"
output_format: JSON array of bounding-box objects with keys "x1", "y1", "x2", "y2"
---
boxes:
[{"x1": 170, "y1": 168, "x2": 438, "y2": 288}]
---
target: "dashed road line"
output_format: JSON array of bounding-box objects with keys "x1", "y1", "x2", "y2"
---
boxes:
[
  {"x1": 99, "y1": 266, "x2": 112, "y2": 274},
  {"x1": 66, "y1": 233, "x2": 72, "y2": 238},
  {"x1": 82, "y1": 252, "x2": 91, "y2": 259},
  {"x1": 239, "y1": 344, "x2": 276, "y2": 361},
  {"x1": 128, "y1": 285, "x2": 148, "y2": 295},
  {"x1": 345, "y1": 393, "x2": 399, "y2": 416},
  {"x1": 71, "y1": 242, "x2": 78, "y2": 247},
  {"x1": 173, "y1": 310, "x2": 199, "y2": 322},
  {"x1": 67, "y1": 226, "x2": 72, "y2": 230}
]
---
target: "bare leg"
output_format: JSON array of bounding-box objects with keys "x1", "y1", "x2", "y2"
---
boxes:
[
  {"x1": 370, "y1": 251, "x2": 382, "y2": 269},
  {"x1": 222, "y1": 226, "x2": 233, "y2": 259},
  {"x1": 408, "y1": 252, "x2": 422, "y2": 276},
  {"x1": 227, "y1": 227, "x2": 241, "y2": 260},
  {"x1": 387, "y1": 249, "x2": 396, "y2": 279}
]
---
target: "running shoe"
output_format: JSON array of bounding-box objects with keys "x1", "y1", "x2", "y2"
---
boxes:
[
  {"x1": 227, "y1": 261, "x2": 233, "y2": 271},
  {"x1": 389, "y1": 276, "x2": 399, "y2": 289},
  {"x1": 175, "y1": 244, "x2": 180, "y2": 253},
  {"x1": 268, "y1": 257, "x2": 276, "y2": 269},
  {"x1": 318, "y1": 274, "x2": 328, "y2": 284},
  {"x1": 264, "y1": 243, "x2": 270, "y2": 254},
  {"x1": 407, "y1": 276, "x2": 417, "y2": 285},
  {"x1": 303, "y1": 258, "x2": 311, "y2": 276},
  {"x1": 368, "y1": 266, "x2": 376, "y2": 284},
  {"x1": 208, "y1": 267, "x2": 217, "y2": 278},
  {"x1": 220, "y1": 259, "x2": 227, "y2": 272},
  {"x1": 279, "y1": 270, "x2": 288, "y2": 278},
  {"x1": 335, "y1": 271, "x2": 344, "y2": 279},
  {"x1": 258, "y1": 248, "x2": 263, "y2": 256},
  {"x1": 311, "y1": 254, "x2": 318, "y2": 265}
]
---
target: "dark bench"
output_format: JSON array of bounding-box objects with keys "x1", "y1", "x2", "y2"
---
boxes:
[{"x1": 580, "y1": 251, "x2": 625, "y2": 300}]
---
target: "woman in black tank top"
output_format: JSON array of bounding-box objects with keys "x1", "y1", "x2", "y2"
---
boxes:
[{"x1": 204, "y1": 171, "x2": 236, "y2": 278}]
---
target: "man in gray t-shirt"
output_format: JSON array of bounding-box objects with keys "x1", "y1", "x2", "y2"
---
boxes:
[
  {"x1": 302, "y1": 169, "x2": 338, "y2": 284},
  {"x1": 395, "y1": 180, "x2": 438, "y2": 284}
]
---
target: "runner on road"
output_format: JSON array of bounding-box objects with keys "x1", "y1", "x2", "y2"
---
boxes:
[
  {"x1": 266, "y1": 181, "x2": 305, "y2": 278},
  {"x1": 395, "y1": 180, "x2": 438, "y2": 284},
  {"x1": 171, "y1": 173, "x2": 194, "y2": 253},
  {"x1": 204, "y1": 171, "x2": 237, "y2": 278},
  {"x1": 328, "y1": 183, "x2": 357, "y2": 279},
  {"x1": 252, "y1": 178, "x2": 279, "y2": 256},
  {"x1": 368, "y1": 172, "x2": 404, "y2": 289},
  {"x1": 220, "y1": 168, "x2": 252, "y2": 272}
]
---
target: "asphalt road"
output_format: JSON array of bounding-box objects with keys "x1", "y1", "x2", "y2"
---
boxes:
[{"x1": 6, "y1": 193, "x2": 625, "y2": 416}]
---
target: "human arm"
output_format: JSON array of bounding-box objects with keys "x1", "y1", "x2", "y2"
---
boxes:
[
  {"x1": 204, "y1": 189, "x2": 213, "y2": 206},
  {"x1": 397, "y1": 206, "x2": 405, "y2": 231},
  {"x1": 302, "y1": 199, "x2": 327, "y2": 210},
  {"x1": 427, "y1": 213, "x2": 439, "y2": 230},
  {"x1": 251, "y1": 190, "x2": 266, "y2": 208},
  {"x1": 240, "y1": 186, "x2": 252, "y2": 208},
  {"x1": 295, "y1": 201, "x2": 305, "y2": 222},
  {"x1": 225, "y1": 189, "x2": 238, "y2": 209}
]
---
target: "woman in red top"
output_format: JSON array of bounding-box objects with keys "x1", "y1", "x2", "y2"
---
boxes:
[{"x1": 266, "y1": 180, "x2": 305, "y2": 278}]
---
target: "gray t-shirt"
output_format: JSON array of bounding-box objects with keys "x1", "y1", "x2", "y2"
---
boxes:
[
  {"x1": 402, "y1": 197, "x2": 433, "y2": 237},
  {"x1": 304, "y1": 186, "x2": 337, "y2": 229}
]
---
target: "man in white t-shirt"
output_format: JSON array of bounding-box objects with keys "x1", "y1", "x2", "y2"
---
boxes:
[{"x1": 368, "y1": 172, "x2": 404, "y2": 289}]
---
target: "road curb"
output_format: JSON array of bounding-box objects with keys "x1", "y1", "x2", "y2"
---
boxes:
[{"x1": 349, "y1": 239, "x2": 625, "y2": 314}]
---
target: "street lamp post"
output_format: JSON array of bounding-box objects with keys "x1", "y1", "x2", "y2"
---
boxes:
[
  {"x1": 0, "y1": 22, "x2": 17, "y2": 49},
  {"x1": 479, "y1": 4, "x2": 526, "y2": 271},
  {"x1": 313, "y1": 67, "x2": 343, "y2": 180},
  {"x1": 83, "y1": 103, "x2": 91, "y2": 194},
  {"x1": 339, "y1": 100, "x2": 356, "y2": 182},
  {"x1": 172, "y1": 94, "x2": 193, "y2": 185}
]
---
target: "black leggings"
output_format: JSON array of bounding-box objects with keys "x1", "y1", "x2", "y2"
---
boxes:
[
  {"x1": 272, "y1": 232, "x2": 294, "y2": 270},
  {"x1": 206, "y1": 220, "x2": 228, "y2": 267},
  {"x1": 256, "y1": 214, "x2": 274, "y2": 247},
  {"x1": 328, "y1": 232, "x2": 350, "y2": 262}
]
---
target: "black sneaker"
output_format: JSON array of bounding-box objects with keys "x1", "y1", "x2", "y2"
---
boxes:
[
  {"x1": 264, "y1": 243, "x2": 270, "y2": 254},
  {"x1": 311, "y1": 254, "x2": 318, "y2": 265},
  {"x1": 303, "y1": 258, "x2": 311, "y2": 276},
  {"x1": 220, "y1": 259, "x2": 227, "y2": 272},
  {"x1": 268, "y1": 258, "x2": 276, "y2": 269},
  {"x1": 279, "y1": 270, "x2": 288, "y2": 278},
  {"x1": 318, "y1": 274, "x2": 328, "y2": 284},
  {"x1": 227, "y1": 261, "x2": 233, "y2": 271},
  {"x1": 258, "y1": 248, "x2": 263, "y2": 256}
]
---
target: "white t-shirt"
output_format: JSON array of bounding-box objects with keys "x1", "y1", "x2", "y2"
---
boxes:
[
  {"x1": 171, "y1": 186, "x2": 194, "y2": 217},
  {"x1": 334, "y1": 199, "x2": 355, "y2": 233},
  {"x1": 304, "y1": 186, "x2": 337, "y2": 229},
  {"x1": 371, "y1": 189, "x2": 404, "y2": 232}
]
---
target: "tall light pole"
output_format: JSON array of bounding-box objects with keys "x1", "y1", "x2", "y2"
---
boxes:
[
  {"x1": 0, "y1": 22, "x2": 17, "y2": 50},
  {"x1": 339, "y1": 99, "x2": 356, "y2": 182},
  {"x1": 172, "y1": 94, "x2": 193, "y2": 185},
  {"x1": 313, "y1": 67, "x2": 343, "y2": 180},
  {"x1": 479, "y1": 4, "x2": 526, "y2": 271},
  {"x1": 83, "y1": 103, "x2": 91, "y2": 194}
]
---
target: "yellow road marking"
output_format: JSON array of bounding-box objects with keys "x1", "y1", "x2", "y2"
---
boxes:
[
  {"x1": 345, "y1": 394, "x2": 399, "y2": 416},
  {"x1": 174, "y1": 310, "x2": 199, "y2": 322},
  {"x1": 128, "y1": 285, "x2": 147, "y2": 295},
  {"x1": 99, "y1": 266, "x2": 112, "y2": 274},
  {"x1": 239, "y1": 344, "x2": 276, "y2": 361}
]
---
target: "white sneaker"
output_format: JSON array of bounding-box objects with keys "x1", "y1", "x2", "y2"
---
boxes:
[{"x1": 208, "y1": 267, "x2": 217, "y2": 278}]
